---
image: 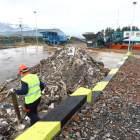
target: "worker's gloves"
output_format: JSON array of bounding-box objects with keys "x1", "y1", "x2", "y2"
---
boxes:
[
  {"x1": 10, "y1": 88, "x2": 16, "y2": 93},
  {"x1": 44, "y1": 83, "x2": 47, "y2": 88},
  {"x1": 10, "y1": 88, "x2": 14, "y2": 92},
  {"x1": 13, "y1": 89, "x2": 16, "y2": 93},
  {"x1": 42, "y1": 89, "x2": 45, "y2": 94}
]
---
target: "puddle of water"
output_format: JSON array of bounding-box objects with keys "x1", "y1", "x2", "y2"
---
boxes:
[
  {"x1": 0, "y1": 47, "x2": 123, "y2": 84},
  {"x1": 0, "y1": 46, "x2": 54, "y2": 84},
  {"x1": 2, "y1": 57, "x2": 12, "y2": 61},
  {"x1": 92, "y1": 55, "x2": 121, "y2": 69}
]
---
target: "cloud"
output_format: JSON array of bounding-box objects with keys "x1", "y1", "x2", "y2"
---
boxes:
[{"x1": 0, "y1": 0, "x2": 139, "y2": 35}]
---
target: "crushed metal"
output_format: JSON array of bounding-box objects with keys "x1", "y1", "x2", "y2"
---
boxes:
[{"x1": 0, "y1": 47, "x2": 110, "y2": 139}]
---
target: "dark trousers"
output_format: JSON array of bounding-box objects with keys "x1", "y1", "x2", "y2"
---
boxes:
[{"x1": 24, "y1": 97, "x2": 41, "y2": 126}]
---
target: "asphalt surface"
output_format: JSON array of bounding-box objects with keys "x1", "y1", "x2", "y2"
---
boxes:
[{"x1": 0, "y1": 46, "x2": 54, "y2": 84}]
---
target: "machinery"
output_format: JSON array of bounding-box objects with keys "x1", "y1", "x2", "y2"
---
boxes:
[
  {"x1": 70, "y1": 31, "x2": 130, "y2": 49},
  {"x1": 82, "y1": 32, "x2": 105, "y2": 47},
  {"x1": 72, "y1": 32, "x2": 105, "y2": 48},
  {"x1": 40, "y1": 31, "x2": 69, "y2": 46},
  {"x1": 40, "y1": 30, "x2": 140, "y2": 50},
  {"x1": 105, "y1": 32, "x2": 129, "y2": 47},
  {"x1": 105, "y1": 32, "x2": 124, "y2": 45},
  {"x1": 71, "y1": 32, "x2": 128, "y2": 48},
  {"x1": 106, "y1": 31, "x2": 140, "y2": 50}
]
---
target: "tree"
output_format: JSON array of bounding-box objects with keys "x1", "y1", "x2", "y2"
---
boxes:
[
  {"x1": 105, "y1": 27, "x2": 109, "y2": 34},
  {"x1": 122, "y1": 26, "x2": 131, "y2": 32},
  {"x1": 110, "y1": 28, "x2": 115, "y2": 34},
  {"x1": 101, "y1": 29, "x2": 104, "y2": 37},
  {"x1": 132, "y1": 26, "x2": 139, "y2": 31},
  {"x1": 105, "y1": 27, "x2": 114, "y2": 34},
  {"x1": 116, "y1": 26, "x2": 121, "y2": 32}
]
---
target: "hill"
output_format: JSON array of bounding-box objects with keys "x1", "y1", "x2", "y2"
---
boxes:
[{"x1": 0, "y1": 29, "x2": 66, "y2": 36}]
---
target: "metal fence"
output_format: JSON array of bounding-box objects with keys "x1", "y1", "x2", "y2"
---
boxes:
[
  {"x1": 14, "y1": 42, "x2": 125, "y2": 59},
  {"x1": 78, "y1": 46, "x2": 125, "y2": 60},
  {"x1": 0, "y1": 36, "x2": 44, "y2": 49},
  {"x1": 15, "y1": 42, "x2": 67, "y2": 52},
  {"x1": 101, "y1": 49, "x2": 125, "y2": 59}
]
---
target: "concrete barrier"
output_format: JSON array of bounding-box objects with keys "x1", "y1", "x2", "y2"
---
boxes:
[{"x1": 15, "y1": 52, "x2": 132, "y2": 140}]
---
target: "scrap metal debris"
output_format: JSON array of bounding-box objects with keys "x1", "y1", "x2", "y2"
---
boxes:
[
  {"x1": 55, "y1": 56, "x2": 140, "y2": 140},
  {"x1": 38, "y1": 47, "x2": 109, "y2": 94},
  {"x1": 0, "y1": 47, "x2": 110, "y2": 139}
]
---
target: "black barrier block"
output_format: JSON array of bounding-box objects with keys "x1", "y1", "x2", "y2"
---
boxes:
[
  {"x1": 91, "y1": 91, "x2": 101, "y2": 104},
  {"x1": 115, "y1": 64, "x2": 122, "y2": 68},
  {"x1": 40, "y1": 95, "x2": 87, "y2": 127},
  {"x1": 102, "y1": 74, "x2": 114, "y2": 81}
]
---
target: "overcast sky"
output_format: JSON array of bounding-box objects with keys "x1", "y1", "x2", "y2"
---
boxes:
[{"x1": 0, "y1": 0, "x2": 139, "y2": 36}]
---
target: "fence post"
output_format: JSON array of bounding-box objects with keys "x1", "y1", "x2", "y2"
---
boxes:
[
  {"x1": 99, "y1": 50, "x2": 102, "y2": 60},
  {"x1": 35, "y1": 44, "x2": 37, "y2": 51},
  {"x1": 0, "y1": 42, "x2": 2, "y2": 49},
  {"x1": 11, "y1": 92, "x2": 21, "y2": 125},
  {"x1": 15, "y1": 41, "x2": 16, "y2": 48},
  {"x1": 48, "y1": 45, "x2": 50, "y2": 54},
  {"x1": 3, "y1": 37, "x2": 5, "y2": 48},
  {"x1": 25, "y1": 43, "x2": 26, "y2": 50}
]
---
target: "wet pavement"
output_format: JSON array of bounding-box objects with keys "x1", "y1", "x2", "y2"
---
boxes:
[
  {"x1": 92, "y1": 56, "x2": 121, "y2": 70},
  {"x1": 0, "y1": 46, "x2": 125, "y2": 85},
  {"x1": 0, "y1": 47, "x2": 54, "y2": 84}
]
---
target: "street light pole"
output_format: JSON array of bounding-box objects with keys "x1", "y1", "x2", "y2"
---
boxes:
[
  {"x1": 19, "y1": 18, "x2": 24, "y2": 45},
  {"x1": 33, "y1": 11, "x2": 38, "y2": 49},
  {"x1": 128, "y1": 2, "x2": 137, "y2": 52}
]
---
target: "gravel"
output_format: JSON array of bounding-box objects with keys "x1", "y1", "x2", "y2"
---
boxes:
[{"x1": 55, "y1": 56, "x2": 140, "y2": 140}]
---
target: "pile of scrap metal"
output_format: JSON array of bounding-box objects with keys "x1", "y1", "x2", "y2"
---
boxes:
[
  {"x1": 36, "y1": 47, "x2": 110, "y2": 95},
  {"x1": 0, "y1": 47, "x2": 110, "y2": 139},
  {"x1": 25, "y1": 46, "x2": 110, "y2": 101}
]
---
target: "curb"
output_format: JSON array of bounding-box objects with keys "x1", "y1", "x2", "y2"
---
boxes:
[
  {"x1": 91, "y1": 52, "x2": 132, "y2": 104},
  {"x1": 15, "y1": 52, "x2": 132, "y2": 140}
]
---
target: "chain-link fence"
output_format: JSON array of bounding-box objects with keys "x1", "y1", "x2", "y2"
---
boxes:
[{"x1": 0, "y1": 36, "x2": 44, "y2": 49}]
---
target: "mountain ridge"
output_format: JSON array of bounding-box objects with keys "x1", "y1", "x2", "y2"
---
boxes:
[
  {"x1": 0, "y1": 29, "x2": 66, "y2": 36},
  {"x1": 0, "y1": 22, "x2": 66, "y2": 36},
  {"x1": 0, "y1": 22, "x2": 34, "y2": 32}
]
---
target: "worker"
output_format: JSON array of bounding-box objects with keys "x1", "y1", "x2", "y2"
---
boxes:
[{"x1": 14, "y1": 64, "x2": 44, "y2": 126}]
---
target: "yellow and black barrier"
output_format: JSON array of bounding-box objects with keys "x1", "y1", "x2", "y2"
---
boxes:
[
  {"x1": 91, "y1": 52, "x2": 132, "y2": 103},
  {"x1": 15, "y1": 52, "x2": 132, "y2": 140},
  {"x1": 15, "y1": 88, "x2": 90, "y2": 140}
]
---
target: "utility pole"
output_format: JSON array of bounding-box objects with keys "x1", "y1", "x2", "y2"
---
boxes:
[
  {"x1": 33, "y1": 11, "x2": 38, "y2": 48},
  {"x1": 7, "y1": 31, "x2": 10, "y2": 45},
  {"x1": 19, "y1": 18, "x2": 24, "y2": 45},
  {"x1": 117, "y1": 9, "x2": 119, "y2": 29},
  {"x1": 128, "y1": 2, "x2": 137, "y2": 52}
]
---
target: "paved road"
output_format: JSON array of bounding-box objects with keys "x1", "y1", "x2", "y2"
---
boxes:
[{"x1": 0, "y1": 47, "x2": 54, "y2": 84}]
